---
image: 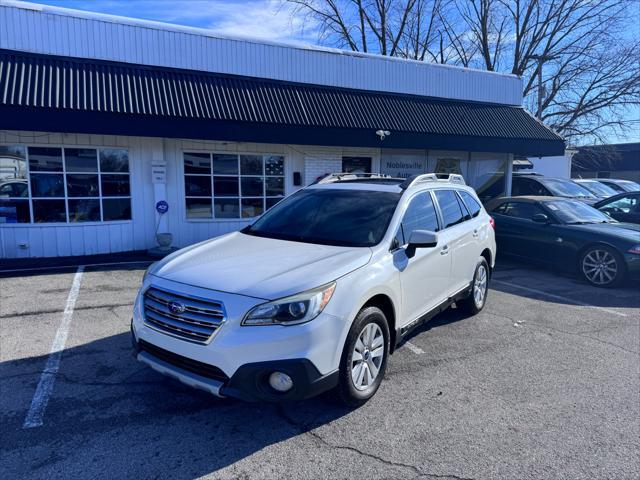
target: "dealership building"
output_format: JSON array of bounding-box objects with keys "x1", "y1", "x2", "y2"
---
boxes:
[{"x1": 0, "y1": 0, "x2": 564, "y2": 259}]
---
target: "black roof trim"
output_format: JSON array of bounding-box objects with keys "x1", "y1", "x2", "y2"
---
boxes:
[{"x1": 0, "y1": 49, "x2": 565, "y2": 156}]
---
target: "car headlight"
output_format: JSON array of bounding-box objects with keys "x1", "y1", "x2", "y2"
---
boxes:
[
  {"x1": 242, "y1": 282, "x2": 336, "y2": 326},
  {"x1": 628, "y1": 244, "x2": 640, "y2": 255}
]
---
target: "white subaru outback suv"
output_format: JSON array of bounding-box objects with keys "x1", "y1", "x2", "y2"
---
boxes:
[{"x1": 132, "y1": 173, "x2": 496, "y2": 406}]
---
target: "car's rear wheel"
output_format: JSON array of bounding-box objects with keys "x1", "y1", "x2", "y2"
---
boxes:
[
  {"x1": 337, "y1": 306, "x2": 389, "y2": 407},
  {"x1": 458, "y1": 257, "x2": 490, "y2": 315},
  {"x1": 580, "y1": 245, "x2": 625, "y2": 287}
]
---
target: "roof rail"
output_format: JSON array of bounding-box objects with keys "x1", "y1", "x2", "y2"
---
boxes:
[
  {"x1": 400, "y1": 173, "x2": 466, "y2": 189},
  {"x1": 314, "y1": 172, "x2": 395, "y2": 184}
]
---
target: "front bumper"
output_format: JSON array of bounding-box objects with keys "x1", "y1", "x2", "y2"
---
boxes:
[{"x1": 132, "y1": 327, "x2": 338, "y2": 401}]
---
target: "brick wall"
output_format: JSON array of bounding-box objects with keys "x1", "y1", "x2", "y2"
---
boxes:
[{"x1": 304, "y1": 155, "x2": 342, "y2": 185}]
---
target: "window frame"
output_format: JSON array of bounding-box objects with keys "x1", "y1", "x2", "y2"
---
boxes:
[
  {"x1": 457, "y1": 190, "x2": 482, "y2": 219},
  {"x1": 0, "y1": 143, "x2": 133, "y2": 226},
  {"x1": 391, "y1": 190, "x2": 441, "y2": 250},
  {"x1": 182, "y1": 150, "x2": 286, "y2": 222}
]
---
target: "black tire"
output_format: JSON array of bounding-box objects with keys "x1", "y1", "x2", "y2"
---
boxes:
[
  {"x1": 337, "y1": 306, "x2": 390, "y2": 407},
  {"x1": 458, "y1": 257, "x2": 490, "y2": 315},
  {"x1": 579, "y1": 245, "x2": 626, "y2": 288}
]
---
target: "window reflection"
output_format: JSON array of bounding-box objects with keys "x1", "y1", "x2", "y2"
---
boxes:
[
  {"x1": 0, "y1": 145, "x2": 29, "y2": 223},
  {"x1": 0, "y1": 145, "x2": 131, "y2": 223},
  {"x1": 184, "y1": 152, "x2": 285, "y2": 219},
  {"x1": 471, "y1": 155, "x2": 507, "y2": 203}
]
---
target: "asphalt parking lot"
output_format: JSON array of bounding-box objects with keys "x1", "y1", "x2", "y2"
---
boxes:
[{"x1": 1, "y1": 260, "x2": 638, "y2": 480}]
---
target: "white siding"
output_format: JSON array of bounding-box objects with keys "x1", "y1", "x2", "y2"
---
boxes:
[
  {"x1": 0, "y1": 0, "x2": 522, "y2": 105},
  {"x1": 529, "y1": 153, "x2": 573, "y2": 178}
]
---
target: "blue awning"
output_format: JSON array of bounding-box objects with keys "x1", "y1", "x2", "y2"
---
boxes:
[{"x1": 0, "y1": 49, "x2": 564, "y2": 156}]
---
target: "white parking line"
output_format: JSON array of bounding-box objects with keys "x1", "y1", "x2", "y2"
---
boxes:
[
  {"x1": 492, "y1": 279, "x2": 628, "y2": 318},
  {"x1": 405, "y1": 341, "x2": 425, "y2": 355},
  {"x1": 23, "y1": 266, "x2": 85, "y2": 429}
]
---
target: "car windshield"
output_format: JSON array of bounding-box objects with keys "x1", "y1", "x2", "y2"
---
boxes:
[
  {"x1": 243, "y1": 188, "x2": 402, "y2": 247},
  {"x1": 618, "y1": 180, "x2": 640, "y2": 192},
  {"x1": 545, "y1": 199, "x2": 614, "y2": 224},
  {"x1": 543, "y1": 179, "x2": 596, "y2": 198},
  {"x1": 577, "y1": 181, "x2": 617, "y2": 197}
]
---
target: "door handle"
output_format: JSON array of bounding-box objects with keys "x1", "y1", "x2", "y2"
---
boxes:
[
  {"x1": 440, "y1": 245, "x2": 449, "y2": 255},
  {"x1": 472, "y1": 229, "x2": 479, "y2": 237}
]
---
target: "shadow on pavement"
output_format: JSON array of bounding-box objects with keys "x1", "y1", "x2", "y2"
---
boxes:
[
  {"x1": 1, "y1": 332, "x2": 353, "y2": 479},
  {"x1": 492, "y1": 258, "x2": 640, "y2": 309}
]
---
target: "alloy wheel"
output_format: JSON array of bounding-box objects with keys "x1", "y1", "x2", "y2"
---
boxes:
[
  {"x1": 473, "y1": 264, "x2": 488, "y2": 308},
  {"x1": 582, "y1": 249, "x2": 618, "y2": 286},
  {"x1": 351, "y1": 323, "x2": 384, "y2": 391}
]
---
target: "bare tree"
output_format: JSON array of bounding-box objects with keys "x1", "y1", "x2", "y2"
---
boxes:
[
  {"x1": 284, "y1": 0, "x2": 640, "y2": 144},
  {"x1": 286, "y1": 0, "x2": 448, "y2": 58}
]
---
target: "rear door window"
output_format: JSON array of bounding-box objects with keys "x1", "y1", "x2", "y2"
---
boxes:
[
  {"x1": 435, "y1": 190, "x2": 465, "y2": 228},
  {"x1": 458, "y1": 191, "x2": 482, "y2": 218}
]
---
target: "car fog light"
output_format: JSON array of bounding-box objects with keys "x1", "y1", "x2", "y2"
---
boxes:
[{"x1": 268, "y1": 371, "x2": 293, "y2": 392}]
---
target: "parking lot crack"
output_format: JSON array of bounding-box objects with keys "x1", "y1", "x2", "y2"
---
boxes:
[
  {"x1": 526, "y1": 322, "x2": 638, "y2": 355},
  {"x1": 0, "y1": 303, "x2": 132, "y2": 319},
  {"x1": 275, "y1": 405, "x2": 474, "y2": 480}
]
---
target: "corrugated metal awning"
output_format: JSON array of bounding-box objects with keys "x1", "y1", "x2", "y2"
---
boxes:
[{"x1": 0, "y1": 49, "x2": 564, "y2": 156}]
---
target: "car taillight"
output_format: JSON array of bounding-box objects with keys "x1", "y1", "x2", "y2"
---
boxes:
[{"x1": 489, "y1": 216, "x2": 495, "y2": 229}]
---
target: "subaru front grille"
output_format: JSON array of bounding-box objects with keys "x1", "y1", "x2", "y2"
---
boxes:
[{"x1": 143, "y1": 287, "x2": 226, "y2": 344}]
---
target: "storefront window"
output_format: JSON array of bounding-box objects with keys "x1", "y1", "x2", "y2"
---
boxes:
[
  {"x1": 342, "y1": 157, "x2": 372, "y2": 173},
  {"x1": 0, "y1": 145, "x2": 131, "y2": 223},
  {"x1": 435, "y1": 157, "x2": 463, "y2": 176},
  {"x1": 184, "y1": 152, "x2": 285, "y2": 219},
  {"x1": 470, "y1": 154, "x2": 508, "y2": 203}
]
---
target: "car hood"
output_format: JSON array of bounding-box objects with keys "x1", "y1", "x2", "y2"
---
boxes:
[
  {"x1": 150, "y1": 232, "x2": 372, "y2": 300},
  {"x1": 567, "y1": 222, "x2": 640, "y2": 242}
]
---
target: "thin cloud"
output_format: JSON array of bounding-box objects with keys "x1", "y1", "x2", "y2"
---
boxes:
[
  {"x1": 206, "y1": 1, "x2": 318, "y2": 43},
  {"x1": 34, "y1": 0, "x2": 318, "y2": 42}
]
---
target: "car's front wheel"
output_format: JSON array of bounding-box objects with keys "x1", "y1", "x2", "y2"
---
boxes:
[
  {"x1": 580, "y1": 245, "x2": 625, "y2": 287},
  {"x1": 337, "y1": 306, "x2": 390, "y2": 407}
]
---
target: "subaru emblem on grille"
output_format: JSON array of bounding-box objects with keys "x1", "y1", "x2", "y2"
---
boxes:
[{"x1": 168, "y1": 301, "x2": 186, "y2": 314}]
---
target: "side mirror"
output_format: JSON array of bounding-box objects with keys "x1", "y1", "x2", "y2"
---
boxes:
[
  {"x1": 532, "y1": 213, "x2": 549, "y2": 223},
  {"x1": 406, "y1": 230, "x2": 438, "y2": 258}
]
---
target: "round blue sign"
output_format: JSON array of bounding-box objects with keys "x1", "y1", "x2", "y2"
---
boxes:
[{"x1": 155, "y1": 200, "x2": 169, "y2": 214}]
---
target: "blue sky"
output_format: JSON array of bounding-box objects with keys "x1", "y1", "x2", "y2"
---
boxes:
[{"x1": 33, "y1": 0, "x2": 317, "y2": 42}]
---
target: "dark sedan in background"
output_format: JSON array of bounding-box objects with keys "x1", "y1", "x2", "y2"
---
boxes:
[
  {"x1": 595, "y1": 192, "x2": 640, "y2": 225},
  {"x1": 486, "y1": 196, "x2": 640, "y2": 287}
]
